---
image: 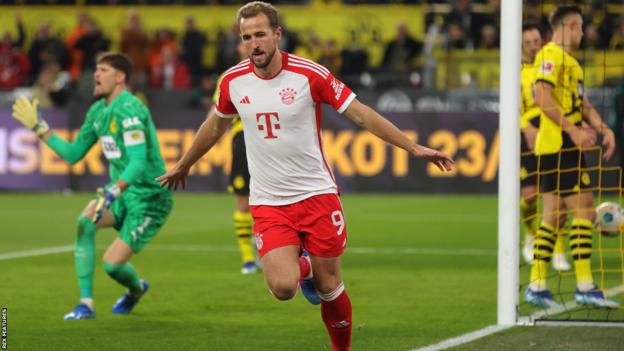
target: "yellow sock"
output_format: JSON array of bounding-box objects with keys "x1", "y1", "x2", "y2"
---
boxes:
[
  {"x1": 569, "y1": 218, "x2": 594, "y2": 287},
  {"x1": 554, "y1": 228, "x2": 568, "y2": 255},
  {"x1": 529, "y1": 222, "x2": 556, "y2": 290},
  {"x1": 234, "y1": 210, "x2": 255, "y2": 263}
]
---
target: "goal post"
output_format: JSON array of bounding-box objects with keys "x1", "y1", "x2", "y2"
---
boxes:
[{"x1": 497, "y1": 0, "x2": 522, "y2": 326}]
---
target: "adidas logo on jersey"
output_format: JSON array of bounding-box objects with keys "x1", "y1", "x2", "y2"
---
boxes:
[{"x1": 240, "y1": 96, "x2": 251, "y2": 104}]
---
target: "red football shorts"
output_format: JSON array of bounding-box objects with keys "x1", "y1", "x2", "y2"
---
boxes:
[{"x1": 250, "y1": 193, "x2": 348, "y2": 258}]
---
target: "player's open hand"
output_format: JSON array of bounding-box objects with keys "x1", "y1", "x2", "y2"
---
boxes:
[
  {"x1": 602, "y1": 128, "x2": 616, "y2": 161},
  {"x1": 569, "y1": 127, "x2": 595, "y2": 149},
  {"x1": 417, "y1": 146, "x2": 454, "y2": 172},
  {"x1": 156, "y1": 163, "x2": 190, "y2": 191}
]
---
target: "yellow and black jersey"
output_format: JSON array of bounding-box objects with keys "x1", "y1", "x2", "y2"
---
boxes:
[
  {"x1": 213, "y1": 75, "x2": 244, "y2": 136},
  {"x1": 533, "y1": 42, "x2": 584, "y2": 155},
  {"x1": 520, "y1": 63, "x2": 541, "y2": 130}
]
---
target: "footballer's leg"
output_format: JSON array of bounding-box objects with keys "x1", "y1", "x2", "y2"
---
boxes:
[
  {"x1": 251, "y1": 203, "x2": 309, "y2": 300},
  {"x1": 106, "y1": 194, "x2": 172, "y2": 314},
  {"x1": 526, "y1": 192, "x2": 561, "y2": 308},
  {"x1": 64, "y1": 198, "x2": 115, "y2": 320},
  {"x1": 301, "y1": 194, "x2": 351, "y2": 351},
  {"x1": 553, "y1": 205, "x2": 571, "y2": 271},
  {"x1": 103, "y1": 239, "x2": 147, "y2": 314},
  {"x1": 234, "y1": 195, "x2": 258, "y2": 274},
  {"x1": 311, "y1": 255, "x2": 352, "y2": 351},
  {"x1": 520, "y1": 185, "x2": 538, "y2": 263},
  {"x1": 260, "y1": 245, "x2": 302, "y2": 300},
  {"x1": 231, "y1": 131, "x2": 258, "y2": 274}
]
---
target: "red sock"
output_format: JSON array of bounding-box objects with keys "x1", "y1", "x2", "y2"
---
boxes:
[
  {"x1": 299, "y1": 255, "x2": 311, "y2": 280},
  {"x1": 320, "y1": 284, "x2": 352, "y2": 351}
]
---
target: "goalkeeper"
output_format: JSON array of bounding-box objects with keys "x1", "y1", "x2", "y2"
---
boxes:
[{"x1": 12, "y1": 52, "x2": 172, "y2": 320}]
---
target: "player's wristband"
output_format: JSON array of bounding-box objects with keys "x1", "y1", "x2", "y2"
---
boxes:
[{"x1": 33, "y1": 119, "x2": 50, "y2": 138}]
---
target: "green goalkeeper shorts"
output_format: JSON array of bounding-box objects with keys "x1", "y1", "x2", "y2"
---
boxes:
[{"x1": 111, "y1": 191, "x2": 173, "y2": 253}]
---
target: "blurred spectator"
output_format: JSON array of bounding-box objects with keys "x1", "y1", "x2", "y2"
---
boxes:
[
  {"x1": 582, "y1": 24, "x2": 601, "y2": 50},
  {"x1": 609, "y1": 18, "x2": 624, "y2": 51},
  {"x1": 444, "y1": 21, "x2": 470, "y2": 50},
  {"x1": 584, "y1": 1, "x2": 616, "y2": 50},
  {"x1": 5, "y1": 16, "x2": 25, "y2": 50},
  {"x1": 444, "y1": 0, "x2": 478, "y2": 49},
  {"x1": 278, "y1": 15, "x2": 300, "y2": 54},
  {"x1": 65, "y1": 12, "x2": 90, "y2": 81},
  {"x1": 28, "y1": 22, "x2": 68, "y2": 84},
  {"x1": 31, "y1": 61, "x2": 71, "y2": 108},
  {"x1": 121, "y1": 10, "x2": 150, "y2": 89},
  {"x1": 296, "y1": 30, "x2": 323, "y2": 61},
  {"x1": 476, "y1": 0, "x2": 500, "y2": 47},
  {"x1": 524, "y1": 0, "x2": 551, "y2": 41},
  {"x1": 188, "y1": 74, "x2": 217, "y2": 109},
  {"x1": 318, "y1": 39, "x2": 341, "y2": 74},
  {"x1": 339, "y1": 30, "x2": 368, "y2": 77},
  {"x1": 0, "y1": 32, "x2": 30, "y2": 89},
  {"x1": 215, "y1": 23, "x2": 240, "y2": 73},
  {"x1": 381, "y1": 23, "x2": 422, "y2": 73},
  {"x1": 181, "y1": 16, "x2": 207, "y2": 86},
  {"x1": 477, "y1": 24, "x2": 498, "y2": 50},
  {"x1": 149, "y1": 28, "x2": 178, "y2": 73},
  {"x1": 150, "y1": 46, "x2": 191, "y2": 90},
  {"x1": 75, "y1": 19, "x2": 110, "y2": 73}
]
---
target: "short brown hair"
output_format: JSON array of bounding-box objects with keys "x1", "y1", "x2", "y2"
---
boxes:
[
  {"x1": 236, "y1": 1, "x2": 279, "y2": 30},
  {"x1": 549, "y1": 5, "x2": 582, "y2": 27},
  {"x1": 97, "y1": 52, "x2": 133, "y2": 83}
]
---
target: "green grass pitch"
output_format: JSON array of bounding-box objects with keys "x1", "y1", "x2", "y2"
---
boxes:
[{"x1": 1, "y1": 193, "x2": 623, "y2": 350}]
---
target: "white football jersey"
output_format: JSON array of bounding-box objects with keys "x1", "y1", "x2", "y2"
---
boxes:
[{"x1": 215, "y1": 52, "x2": 356, "y2": 205}]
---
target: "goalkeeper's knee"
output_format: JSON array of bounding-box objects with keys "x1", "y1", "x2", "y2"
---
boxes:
[{"x1": 77, "y1": 215, "x2": 96, "y2": 238}]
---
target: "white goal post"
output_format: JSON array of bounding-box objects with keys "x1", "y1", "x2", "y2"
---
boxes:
[{"x1": 497, "y1": 0, "x2": 522, "y2": 326}]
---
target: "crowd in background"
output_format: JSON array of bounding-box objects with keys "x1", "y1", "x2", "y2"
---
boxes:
[{"x1": 0, "y1": 0, "x2": 623, "y2": 109}]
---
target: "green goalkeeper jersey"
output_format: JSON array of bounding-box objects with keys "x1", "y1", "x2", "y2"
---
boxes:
[{"x1": 46, "y1": 90, "x2": 169, "y2": 199}]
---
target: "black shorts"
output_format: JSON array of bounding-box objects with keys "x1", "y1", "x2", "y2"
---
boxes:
[
  {"x1": 520, "y1": 132, "x2": 538, "y2": 187},
  {"x1": 230, "y1": 131, "x2": 250, "y2": 196},
  {"x1": 537, "y1": 133, "x2": 592, "y2": 195}
]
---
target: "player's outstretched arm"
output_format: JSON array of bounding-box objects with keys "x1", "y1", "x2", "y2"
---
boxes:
[
  {"x1": 156, "y1": 107, "x2": 232, "y2": 190},
  {"x1": 342, "y1": 98, "x2": 454, "y2": 172},
  {"x1": 12, "y1": 96, "x2": 97, "y2": 164},
  {"x1": 582, "y1": 95, "x2": 615, "y2": 160}
]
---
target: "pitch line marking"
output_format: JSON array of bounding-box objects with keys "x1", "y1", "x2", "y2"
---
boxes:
[
  {"x1": 413, "y1": 285, "x2": 624, "y2": 350},
  {"x1": 410, "y1": 324, "x2": 511, "y2": 351},
  {"x1": 0, "y1": 245, "x2": 73, "y2": 261},
  {"x1": 0, "y1": 244, "x2": 497, "y2": 261}
]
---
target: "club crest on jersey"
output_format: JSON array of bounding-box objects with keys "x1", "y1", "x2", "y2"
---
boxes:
[
  {"x1": 109, "y1": 120, "x2": 118, "y2": 134},
  {"x1": 255, "y1": 233, "x2": 264, "y2": 250},
  {"x1": 279, "y1": 87, "x2": 297, "y2": 105}
]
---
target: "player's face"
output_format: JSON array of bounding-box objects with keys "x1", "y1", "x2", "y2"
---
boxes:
[
  {"x1": 566, "y1": 14, "x2": 584, "y2": 49},
  {"x1": 522, "y1": 29, "x2": 542, "y2": 62},
  {"x1": 93, "y1": 63, "x2": 124, "y2": 98},
  {"x1": 240, "y1": 13, "x2": 282, "y2": 69}
]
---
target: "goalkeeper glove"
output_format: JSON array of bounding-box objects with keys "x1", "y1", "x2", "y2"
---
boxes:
[
  {"x1": 93, "y1": 184, "x2": 122, "y2": 224},
  {"x1": 12, "y1": 97, "x2": 50, "y2": 138}
]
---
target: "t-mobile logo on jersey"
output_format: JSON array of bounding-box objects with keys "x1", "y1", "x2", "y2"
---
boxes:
[{"x1": 256, "y1": 112, "x2": 280, "y2": 139}]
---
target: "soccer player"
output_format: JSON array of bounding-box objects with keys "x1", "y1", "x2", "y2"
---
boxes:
[
  {"x1": 157, "y1": 2, "x2": 454, "y2": 350},
  {"x1": 525, "y1": 5, "x2": 618, "y2": 309},
  {"x1": 11, "y1": 52, "x2": 173, "y2": 319},
  {"x1": 520, "y1": 23, "x2": 570, "y2": 271}
]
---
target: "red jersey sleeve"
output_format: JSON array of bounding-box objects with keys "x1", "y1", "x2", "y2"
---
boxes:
[
  {"x1": 214, "y1": 75, "x2": 238, "y2": 118},
  {"x1": 311, "y1": 72, "x2": 356, "y2": 114}
]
